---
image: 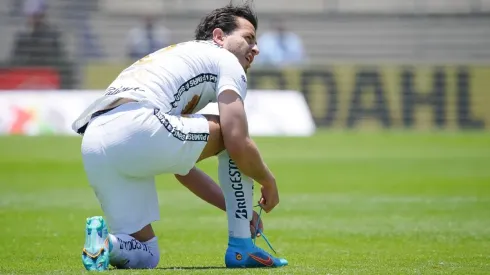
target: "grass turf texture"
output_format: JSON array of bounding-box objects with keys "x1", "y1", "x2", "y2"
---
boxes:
[{"x1": 0, "y1": 130, "x2": 489, "y2": 274}]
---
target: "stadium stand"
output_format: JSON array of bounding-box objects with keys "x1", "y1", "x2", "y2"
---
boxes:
[{"x1": 0, "y1": 0, "x2": 489, "y2": 88}]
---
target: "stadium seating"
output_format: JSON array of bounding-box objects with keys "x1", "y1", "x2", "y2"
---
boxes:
[{"x1": 0, "y1": 0, "x2": 489, "y2": 88}]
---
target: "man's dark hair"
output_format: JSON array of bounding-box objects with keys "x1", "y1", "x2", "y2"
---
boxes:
[{"x1": 194, "y1": 1, "x2": 258, "y2": 40}]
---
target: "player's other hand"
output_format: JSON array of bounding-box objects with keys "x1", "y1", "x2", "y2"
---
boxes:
[
  {"x1": 250, "y1": 210, "x2": 264, "y2": 238},
  {"x1": 259, "y1": 181, "x2": 279, "y2": 213}
]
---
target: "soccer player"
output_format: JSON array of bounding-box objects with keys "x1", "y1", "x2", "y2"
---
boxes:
[{"x1": 72, "y1": 2, "x2": 288, "y2": 271}]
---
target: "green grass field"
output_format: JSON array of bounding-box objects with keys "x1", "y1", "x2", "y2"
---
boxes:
[{"x1": 1, "y1": 130, "x2": 489, "y2": 274}]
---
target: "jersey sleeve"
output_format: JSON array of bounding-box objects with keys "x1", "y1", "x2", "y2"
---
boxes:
[{"x1": 216, "y1": 51, "x2": 248, "y2": 100}]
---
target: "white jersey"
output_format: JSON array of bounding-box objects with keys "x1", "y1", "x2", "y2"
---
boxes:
[{"x1": 72, "y1": 40, "x2": 248, "y2": 134}]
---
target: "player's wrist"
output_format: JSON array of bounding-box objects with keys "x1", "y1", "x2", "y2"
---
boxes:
[{"x1": 259, "y1": 174, "x2": 276, "y2": 188}]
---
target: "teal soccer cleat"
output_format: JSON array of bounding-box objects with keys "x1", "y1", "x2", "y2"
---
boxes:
[
  {"x1": 82, "y1": 216, "x2": 111, "y2": 271},
  {"x1": 225, "y1": 237, "x2": 288, "y2": 268},
  {"x1": 225, "y1": 205, "x2": 288, "y2": 268}
]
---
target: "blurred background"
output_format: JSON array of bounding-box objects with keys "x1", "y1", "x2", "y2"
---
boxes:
[
  {"x1": 1, "y1": 2, "x2": 490, "y2": 273},
  {"x1": 1, "y1": 0, "x2": 489, "y2": 132}
]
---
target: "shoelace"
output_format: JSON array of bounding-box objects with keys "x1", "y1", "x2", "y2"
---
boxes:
[{"x1": 252, "y1": 204, "x2": 277, "y2": 254}]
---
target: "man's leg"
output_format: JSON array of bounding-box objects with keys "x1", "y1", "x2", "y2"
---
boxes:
[
  {"x1": 82, "y1": 217, "x2": 160, "y2": 270},
  {"x1": 80, "y1": 103, "x2": 165, "y2": 270},
  {"x1": 80, "y1": 108, "x2": 229, "y2": 271},
  {"x1": 81, "y1": 148, "x2": 161, "y2": 270},
  {"x1": 196, "y1": 114, "x2": 225, "y2": 161},
  {"x1": 186, "y1": 115, "x2": 288, "y2": 268},
  {"x1": 94, "y1": 113, "x2": 224, "y2": 270},
  {"x1": 92, "y1": 114, "x2": 224, "y2": 271}
]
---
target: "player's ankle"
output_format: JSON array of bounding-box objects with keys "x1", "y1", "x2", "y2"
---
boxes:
[{"x1": 228, "y1": 237, "x2": 254, "y2": 248}]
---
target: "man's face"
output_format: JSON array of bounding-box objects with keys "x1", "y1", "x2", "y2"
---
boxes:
[{"x1": 215, "y1": 17, "x2": 260, "y2": 72}]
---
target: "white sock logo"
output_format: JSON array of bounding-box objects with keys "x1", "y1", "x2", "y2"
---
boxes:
[{"x1": 229, "y1": 159, "x2": 248, "y2": 220}]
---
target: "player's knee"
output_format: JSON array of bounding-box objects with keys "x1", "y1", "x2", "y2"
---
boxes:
[
  {"x1": 148, "y1": 246, "x2": 160, "y2": 269},
  {"x1": 203, "y1": 114, "x2": 224, "y2": 154},
  {"x1": 203, "y1": 114, "x2": 220, "y2": 124},
  {"x1": 196, "y1": 114, "x2": 225, "y2": 162},
  {"x1": 143, "y1": 237, "x2": 160, "y2": 269},
  {"x1": 203, "y1": 114, "x2": 221, "y2": 135}
]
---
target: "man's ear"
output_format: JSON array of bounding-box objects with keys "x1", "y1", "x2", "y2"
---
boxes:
[{"x1": 212, "y1": 28, "x2": 226, "y2": 46}]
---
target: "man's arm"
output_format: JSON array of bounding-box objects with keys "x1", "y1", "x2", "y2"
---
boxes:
[
  {"x1": 218, "y1": 90, "x2": 279, "y2": 212},
  {"x1": 217, "y1": 90, "x2": 275, "y2": 188},
  {"x1": 215, "y1": 51, "x2": 279, "y2": 212},
  {"x1": 175, "y1": 166, "x2": 225, "y2": 211},
  {"x1": 175, "y1": 166, "x2": 264, "y2": 235}
]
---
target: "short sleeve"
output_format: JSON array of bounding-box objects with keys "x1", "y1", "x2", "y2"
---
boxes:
[{"x1": 216, "y1": 51, "x2": 248, "y2": 100}]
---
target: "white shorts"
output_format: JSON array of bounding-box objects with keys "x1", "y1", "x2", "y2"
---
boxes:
[{"x1": 81, "y1": 102, "x2": 209, "y2": 234}]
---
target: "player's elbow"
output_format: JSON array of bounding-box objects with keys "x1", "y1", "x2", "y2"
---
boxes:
[{"x1": 224, "y1": 136, "x2": 249, "y2": 159}]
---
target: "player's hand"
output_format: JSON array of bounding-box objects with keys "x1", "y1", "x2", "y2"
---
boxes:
[
  {"x1": 250, "y1": 210, "x2": 264, "y2": 238},
  {"x1": 258, "y1": 181, "x2": 279, "y2": 213}
]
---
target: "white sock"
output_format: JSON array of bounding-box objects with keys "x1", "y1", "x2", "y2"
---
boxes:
[
  {"x1": 218, "y1": 150, "x2": 254, "y2": 239},
  {"x1": 108, "y1": 234, "x2": 160, "y2": 269}
]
